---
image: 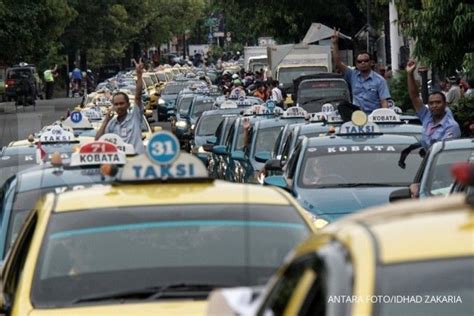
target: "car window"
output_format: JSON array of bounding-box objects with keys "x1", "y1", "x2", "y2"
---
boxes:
[
  {"x1": 285, "y1": 142, "x2": 302, "y2": 180},
  {"x1": 32, "y1": 204, "x2": 310, "y2": 308},
  {"x1": 299, "y1": 144, "x2": 423, "y2": 187},
  {"x1": 375, "y1": 257, "x2": 474, "y2": 316},
  {"x1": 426, "y1": 149, "x2": 473, "y2": 196}
]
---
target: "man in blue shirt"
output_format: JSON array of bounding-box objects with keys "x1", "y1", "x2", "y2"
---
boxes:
[
  {"x1": 406, "y1": 60, "x2": 461, "y2": 149},
  {"x1": 331, "y1": 28, "x2": 391, "y2": 113},
  {"x1": 95, "y1": 59, "x2": 145, "y2": 154}
]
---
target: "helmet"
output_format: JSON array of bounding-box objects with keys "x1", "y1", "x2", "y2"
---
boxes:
[{"x1": 232, "y1": 74, "x2": 239, "y2": 80}]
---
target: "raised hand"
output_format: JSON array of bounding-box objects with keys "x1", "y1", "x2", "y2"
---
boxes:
[
  {"x1": 133, "y1": 58, "x2": 145, "y2": 77},
  {"x1": 406, "y1": 60, "x2": 417, "y2": 74},
  {"x1": 331, "y1": 27, "x2": 340, "y2": 45}
]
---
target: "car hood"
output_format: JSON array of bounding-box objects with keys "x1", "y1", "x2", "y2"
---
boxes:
[
  {"x1": 297, "y1": 186, "x2": 404, "y2": 222},
  {"x1": 29, "y1": 300, "x2": 207, "y2": 316}
]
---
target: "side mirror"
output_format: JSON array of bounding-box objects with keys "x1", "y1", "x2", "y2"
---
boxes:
[
  {"x1": 231, "y1": 150, "x2": 246, "y2": 162},
  {"x1": 207, "y1": 136, "x2": 217, "y2": 145},
  {"x1": 264, "y1": 175, "x2": 288, "y2": 190},
  {"x1": 255, "y1": 151, "x2": 271, "y2": 163},
  {"x1": 265, "y1": 159, "x2": 282, "y2": 171},
  {"x1": 153, "y1": 126, "x2": 162, "y2": 133},
  {"x1": 389, "y1": 188, "x2": 412, "y2": 202},
  {"x1": 203, "y1": 144, "x2": 214, "y2": 152},
  {"x1": 212, "y1": 145, "x2": 228, "y2": 156}
]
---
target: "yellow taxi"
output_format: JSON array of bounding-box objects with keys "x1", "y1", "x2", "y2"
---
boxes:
[
  {"x1": 0, "y1": 131, "x2": 317, "y2": 316},
  {"x1": 207, "y1": 162, "x2": 474, "y2": 315},
  {"x1": 218, "y1": 190, "x2": 473, "y2": 315}
]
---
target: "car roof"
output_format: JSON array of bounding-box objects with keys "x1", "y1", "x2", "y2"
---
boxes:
[
  {"x1": 256, "y1": 117, "x2": 306, "y2": 129},
  {"x1": 430, "y1": 138, "x2": 474, "y2": 152},
  {"x1": 16, "y1": 166, "x2": 105, "y2": 193},
  {"x1": 294, "y1": 194, "x2": 473, "y2": 265},
  {"x1": 53, "y1": 180, "x2": 293, "y2": 212},
  {"x1": 201, "y1": 108, "x2": 242, "y2": 116},
  {"x1": 306, "y1": 133, "x2": 419, "y2": 147}
]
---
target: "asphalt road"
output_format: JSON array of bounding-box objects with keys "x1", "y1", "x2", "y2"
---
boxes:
[{"x1": 0, "y1": 98, "x2": 170, "y2": 148}]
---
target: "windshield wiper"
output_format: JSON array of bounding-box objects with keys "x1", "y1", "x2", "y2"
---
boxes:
[
  {"x1": 301, "y1": 97, "x2": 345, "y2": 106},
  {"x1": 301, "y1": 97, "x2": 325, "y2": 105},
  {"x1": 72, "y1": 283, "x2": 221, "y2": 304},
  {"x1": 316, "y1": 183, "x2": 403, "y2": 188}
]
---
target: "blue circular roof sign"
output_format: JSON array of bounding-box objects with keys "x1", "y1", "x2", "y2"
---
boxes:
[
  {"x1": 146, "y1": 131, "x2": 180, "y2": 165},
  {"x1": 70, "y1": 111, "x2": 82, "y2": 123}
]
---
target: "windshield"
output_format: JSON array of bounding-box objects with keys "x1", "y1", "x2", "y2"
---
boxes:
[
  {"x1": 32, "y1": 204, "x2": 309, "y2": 307},
  {"x1": 157, "y1": 73, "x2": 167, "y2": 81},
  {"x1": 5, "y1": 171, "x2": 106, "y2": 254},
  {"x1": 426, "y1": 149, "x2": 473, "y2": 196},
  {"x1": 278, "y1": 66, "x2": 327, "y2": 87},
  {"x1": 143, "y1": 77, "x2": 154, "y2": 88},
  {"x1": 7, "y1": 68, "x2": 32, "y2": 79},
  {"x1": 377, "y1": 258, "x2": 473, "y2": 316},
  {"x1": 178, "y1": 97, "x2": 193, "y2": 116},
  {"x1": 197, "y1": 115, "x2": 226, "y2": 136},
  {"x1": 298, "y1": 80, "x2": 350, "y2": 111},
  {"x1": 299, "y1": 144, "x2": 423, "y2": 187},
  {"x1": 253, "y1": 126, "x2": 284, "y2": 156},
  {"x1": 191, "y1": 100, "x2": 214, "y2": 119},
  {"x1": 163, "y1": 84, "x2": 189, "y2": 95}
]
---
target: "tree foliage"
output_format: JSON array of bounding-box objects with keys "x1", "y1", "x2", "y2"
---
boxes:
[
  {"x1": 377, "y1": 0, "x2": 474, "y2": 77},
  {"x1": 207, "y1": 0, "x2": 367, "y2": 45},
  {"x1": 0, "y1": 0, "x2": 76, "y2": 65}
]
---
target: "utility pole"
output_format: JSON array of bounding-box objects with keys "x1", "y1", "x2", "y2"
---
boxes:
[
  {"x1": 389, "y1": 0, "x2": 401, "y2": 71},
  {"x1": 367, "y1": 0, "x2": 371, "y2": 53}
]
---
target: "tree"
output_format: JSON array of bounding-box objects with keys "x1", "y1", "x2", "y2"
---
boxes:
[
  {"x1": 0, "y1": 0, "x2": 75, "y2": 65},
  {"x1": 377, "y1": 0, "x2": 474, "y2": 77}
]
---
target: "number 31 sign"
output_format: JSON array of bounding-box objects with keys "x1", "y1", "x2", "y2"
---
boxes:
[{"x1": 146, "y1": 131, "x2": 180, "y2": 165}]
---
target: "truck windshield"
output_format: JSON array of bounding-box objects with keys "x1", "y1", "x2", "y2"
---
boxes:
[{"x1": 278, "y1": 66, "x2": 327, "y2": 88}]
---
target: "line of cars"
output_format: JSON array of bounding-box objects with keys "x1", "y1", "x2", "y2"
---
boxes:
[{"x1": 0, "y1": 62, "x2": 472, "y2": 315}]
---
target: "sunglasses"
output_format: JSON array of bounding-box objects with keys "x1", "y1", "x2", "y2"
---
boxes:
[{"x1": 357, "y1": 59, "x2": 370, "y2": 64}]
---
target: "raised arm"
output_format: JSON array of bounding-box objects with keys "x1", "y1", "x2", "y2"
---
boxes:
[
  {"x1": 331, "y1": 28, "x2": 348, "y2": 73},
  {"x1": 133, "y1": 58, "x2": 145, "y2": 111},
  {"x1": 406, "y1": 60, "x2": 423, "y2": 112}
]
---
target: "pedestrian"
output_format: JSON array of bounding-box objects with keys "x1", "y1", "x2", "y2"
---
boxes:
[
  {"x1": 331, "y1": 28, "x2": 391, "y2": 113},
  {"x1": 44, "y1": 64, "x2": 58, "y2": 99},
  {"x1": 95, "y1": 58, "x2": 145, "y2": 154},
  {"x1": 253, "y1": 82, "x2": 267, "y2": 101},
  {"x1": 446, "y1": 76, "x2": 462, "y2": 105},
  {"x1": 270, "y1": 80, "x2": 283, "y2": 108},
  {"x1": 406, "y1": 60, "x2": 461, "y2": 150},
  {"x1": 71, "y1": 63, "x2": 83, "y2": 96}
]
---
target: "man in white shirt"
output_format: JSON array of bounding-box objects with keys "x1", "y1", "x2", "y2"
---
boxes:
[{"x1": 270, "y1": 80, "x2": 283, "y2": 108}]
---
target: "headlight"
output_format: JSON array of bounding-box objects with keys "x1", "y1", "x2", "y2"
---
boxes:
[
  {"x1": 176, "y1": 120, "x2": 188, "y2": 128},
  {"x1": 314, "y1": 218, "x2": 328, "y2": 229},
  {"x1": 191, "y1": 124, "x2": 195, "y2": 130},
  {"x1": 158, "y1": 98, "x2": 165, "y2": 105}
]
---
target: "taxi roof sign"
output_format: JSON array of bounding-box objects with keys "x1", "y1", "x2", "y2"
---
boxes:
[
  {"x1": 310, "y1": 112, "x2": 327, "y2": 122},
  {"x1": 99, "y1": 133, "x2": 136, "y2": 155},
  {"x1": 81, "y1": 108, "x2": 103, "y2": 121},
  {"x1": 243, "y1": 104, "x2": 271, "y2": 116},
  {"x1": 39, "y1": 125, "x2": 75, "y2": 143},
  {"x1": 220, "y1": 100, "x2": 238, "y2": 109},
  {"x1": 63, "y1": 112, "x2": 93, "y2": 129},
  {"x1": 338, "y1": 111, "x2": 380, "y2": 135},
  {"x1": 282, "y1": 107, "x2": 307, "y2": 118},
  {"x1": 119, "y1": 131, "x2": 208, "y2": 181},
  {"x1": 70, "y1": 141, "x2": 126, "y2": 166},
  {"x1": 321, "y1": 103, "x2": 335, "y2": 113},
  {"x1": 368, "y1": 108, "x2": 401, "y2": 123}
]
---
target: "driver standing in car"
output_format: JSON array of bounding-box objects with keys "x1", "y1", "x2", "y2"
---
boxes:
[{"x1": 331, "y1": 28, "x2": 391, "y2": 114}]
